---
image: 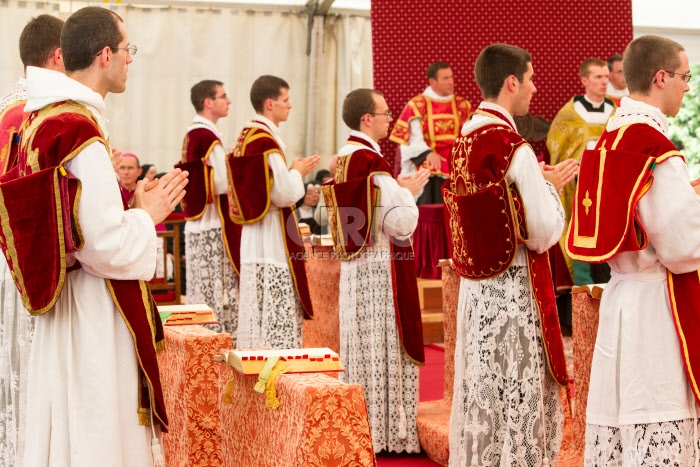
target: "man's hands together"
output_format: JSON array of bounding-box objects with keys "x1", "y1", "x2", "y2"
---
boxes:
[
  {"x1": 291, "y1": 155, "x2": 321, "y2": 177},
  {"x1": 540, "y1": 159, "x2": 578, "y2": 194},
  {"x1": 398, "y1": 168, "x2": 430, "y2": 196},
  {"x1": 132, "y1": 168, "x2": 189, "y2": 225}
]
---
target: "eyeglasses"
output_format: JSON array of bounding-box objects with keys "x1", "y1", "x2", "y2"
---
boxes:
[
  {"x1": 211, "y1": 94, "x2": 228, "y2": 100},
  {"x1": 664, "y1": 70, "x2": 692, "y2": 83},
  {"x1": 370, "y1": 112, "x2": 393, "y2": 119},
  {"x1": 114, "y1": 45, "x2": 138, "y2": 55},
  {"x1": 96, "y1": 44, "x2": 138, "y2": 57}
]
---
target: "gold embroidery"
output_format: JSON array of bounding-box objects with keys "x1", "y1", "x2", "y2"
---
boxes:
[{"x1": 582, "y1": 190, "x2": 593, "y2": 215}]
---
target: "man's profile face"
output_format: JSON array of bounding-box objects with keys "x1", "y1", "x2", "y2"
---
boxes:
[
  {"x1": 430, "y1": 67, "x2": 454, "y2": 97},
  {"x1": 661, "y1": 50, "x2": 691, "y2": 117},
  {"x1": 368, "y1": 93, "x2": 392, "y2": 140},
  {"x1": 118, "y1": 157, "x2": 141, "y2": 187},
  {"x1": 513, "y1": 62, "x2": 536, "y2": 117},
  {"x1": 210, "y1": 84, "x2": 231, "y2": 120},
  {"x1": 270, "y1": 87, "x2": 292, "y2": 124},
  {"x1": 609, "y1": 60, "x2": 626, "y2": 90},
  {"x1": 581, "y1": 65, "x2": 609, "y2": 102},
  {"x1": 105, "y1": 20, "x2": 133, "y2": 94}
]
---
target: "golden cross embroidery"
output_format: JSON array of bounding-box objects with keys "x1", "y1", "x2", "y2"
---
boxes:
[{"x1": 582, "y1": 190, "x2": 593, "y2": 215}]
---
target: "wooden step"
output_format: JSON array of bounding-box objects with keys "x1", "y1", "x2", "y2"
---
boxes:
[
  {"x1": 422, "y1": 309, "x2": 444, "y2": 345},
  {"x1": 417, "y1": 278, "x2": 443, "y2": 310}
]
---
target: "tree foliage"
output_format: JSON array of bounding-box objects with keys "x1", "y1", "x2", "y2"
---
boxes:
[{"x1": 669, "y1": 63, "x2": 700, "y2": 177}]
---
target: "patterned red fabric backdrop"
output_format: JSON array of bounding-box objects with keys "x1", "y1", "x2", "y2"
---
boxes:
[{"x1": 371, "y1": 0, "x2": 633, "y2": 168}]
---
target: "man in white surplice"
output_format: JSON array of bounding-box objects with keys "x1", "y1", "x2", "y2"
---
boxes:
[
  {"x1": 234, "y1": 75, "x2": 320, "y2": 349},
  {"x1": 579, "y1": 36, "x2": 700, "y2": 466},
  {"x1": 447, "y1": 44, "x2": 577, "y2": 466},
  {"x1": 327, "y1": 89, "x2": 429, "y2": 453},
  {"x1": 182, "y1": 80, "x2": 239, "y2": 340},
  {"x1": 17, "y1": 8, "x2": 188, "y2": 467},
  {"x1": 0, "y1": 14, "x2": 63, "y2": 467}
]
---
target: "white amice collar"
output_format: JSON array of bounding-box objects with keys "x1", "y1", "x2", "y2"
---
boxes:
[
  {"x1": 423, "y1": 86, "x2": 453, "y2": 102},
  {"x1": 583, "y1": 94, "x2": 605, "y2": 108},
  {"x1": 606, "y1": 97, "x2": 669, "y2": 136},
  {"x1": 192, "y1": 114, "x2": 223, "y2": 140},
  {"x1": 478, "y1": 101, "x2": 518, "y2": 130},
  {"x1": 349, "y1": 130, "x2": 382, "y2": 153},
  {"x1": 252, "y1": 114, "x2": 286, "y2": 152}
]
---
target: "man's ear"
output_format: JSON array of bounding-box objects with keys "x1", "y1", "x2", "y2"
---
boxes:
[{"x1": 137, "y1": 167, "x2": 143, "y2": 177}]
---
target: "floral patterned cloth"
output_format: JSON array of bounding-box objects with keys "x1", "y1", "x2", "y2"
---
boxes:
[
  {"x1": 185, "y1": 228, "x2": 239, "y2": 343},
  {"x1": 449, "y1": 266, "x2": 564, "y2": 467},
  {"x1": 218, "y1": 368, "x2": 376, "y2": 466},
  {"x1": 158, "y1": 325, "x2": 233, "y2": 467},
  {"x1": 301, "y1": 245, "x2": 340, "y2": 353},
  {"x1": 0, "y1": 258, "x2": 33, "y2": 467},
  {"x1": 415, "y1": 266, "x2": 460, "y2": 466},
  {"x1": 238, "y1": 262, "x2": 303, "y2": 349},
  {"x1": 554, "y1": 291, "x2": 600, "y2": 466}
]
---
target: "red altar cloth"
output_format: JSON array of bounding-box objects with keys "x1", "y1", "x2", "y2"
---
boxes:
[
  {"x1": 302, "y1": 244, "x2": 341, "y2": 353},
  {"x1": 413, "y1": 204, "x2": 448, "y2": 280},
  {"x1": 218, "y1": 367, "x2": 376, "y2": 466},
  {"x1": 158, "y1": 325, "x2": 233, "y2": 467}
]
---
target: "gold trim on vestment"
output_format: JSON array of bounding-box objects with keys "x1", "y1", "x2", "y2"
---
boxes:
[
  {"x1": 105, "y1": 279, "x2": 168, "y2": 430},
  {"x1": 667, "y1": 272, "x2": 700, "y2": 401},
  {"x1": 216, "y1": 195, "x2": 240, "y2": 276}
]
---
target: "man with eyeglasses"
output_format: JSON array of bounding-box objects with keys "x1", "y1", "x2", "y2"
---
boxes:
[
  {"x1": 0, "y1": 6, "x2": 189, "y2": 466},
  {"x1": 606, "y1": 54, "x2": 628, "y2": 107},
  {"x1": 178, "y1": 80, "x2": 240, "y2": 343},
  {"x1": 228, "y1": 75, "x2": 320, "y2": 350},
  {"x1": 321, "y1": 88, "x2": 429, "y2": 453},
  {"x1": 0, "y1": 14, "x2": 64, "y2": 466},
  {"x1": 566, "y1": 35, "x2": 700, "y2": 465},
  {"x1": 389, "y1": 61, "x2": 471, "y2": 204}
]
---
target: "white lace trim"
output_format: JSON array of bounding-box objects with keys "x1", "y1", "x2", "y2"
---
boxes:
[
  {"x1": 0, "y1": 258, "x2": 34, "y2": 466},
  {"x1": 585, "y1": 419, "x2": 700, "y2": 466},
  {"x1": 185, "y1": 228, "x2": 239, "y2": 342},
  {"x1": 606, "y1": 97, "x2": 669, "y2": 136},
  {"x1": 0, "y1": 78, "x2": 27, "y2": 114},
  {"x1": 237, "y1": 262, "x2": 302, "y2": 349},
  {"x1": 449, "y1": 266, "x2": 564, "y2": 466},
  {"x1": 338, "y1": 254, "x2": 420, "y2": 454}
]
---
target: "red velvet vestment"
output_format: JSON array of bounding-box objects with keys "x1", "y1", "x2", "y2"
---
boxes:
[
  {"x1": 567, "y1": 123, "x2": 700, "y2": 404},
  {"x1": 389, "y1": 94, "x2": 471, "y2": 176},
  {"x1": 323, "y1": 134, "x2": 425, "y2": 364},
  {"x1": 228, "y1": 119, "x2": 313, "y2": 319},
  {"x1": 0, "y1": 100, "x2": 27, "y2": 175},
  {"x1": 178, "y1": 126, "x2": 242, "y2": 274},
  {"x1": 443, "y1": 117, "x2": 569, "y2": 387},
  {"x1": 0, "y1": 100, "x2": 169, "y2": 430}
]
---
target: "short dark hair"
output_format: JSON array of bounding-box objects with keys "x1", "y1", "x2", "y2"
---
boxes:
[
  {"x1": 607, "y1": 54, "x2": 623, "y2": 71},
  {"x1": 579, "y1": 58, "x2": 607, "y2": 78},
  {"x1": 427, "y1": 61, "x2": 451, "y2": 81},
  {"x1": 624, "y1": 35, "x2": 685, "y2": 95},
  {"x1": 474, "y1": 44, "x2": 532, "y2": 99},
  {"x1": 190, "y1": 80, "x2": 223, "y2": 112},
  {"x1": 250, "y1": 75, "x2": 289, "y2": 113},
  {"x1": 61, "y1": 6, "x2": 123, "y2": 73},
  {"x1": 19, "y1": 15, "x2": 64, "y2": 71},
  {"x1": 342, "y1": 88, "x2": 382, "y2": 131}
]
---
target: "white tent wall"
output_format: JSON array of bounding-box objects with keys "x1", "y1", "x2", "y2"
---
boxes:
[{"x1": 0, "y1": 1, "x2": 372, "y2": 175}]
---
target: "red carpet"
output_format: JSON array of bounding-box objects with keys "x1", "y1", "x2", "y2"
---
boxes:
[{"x1": 376, "y1": 345, "x2": 445, "y2": 467}]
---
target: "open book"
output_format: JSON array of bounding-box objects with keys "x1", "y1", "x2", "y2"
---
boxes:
[
  {"x1": 158, "y1": 304, "x2": 218, "y2": 326},
  {"x1": 215, "y1": 347, "x2": 344, "y2": 375}
]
